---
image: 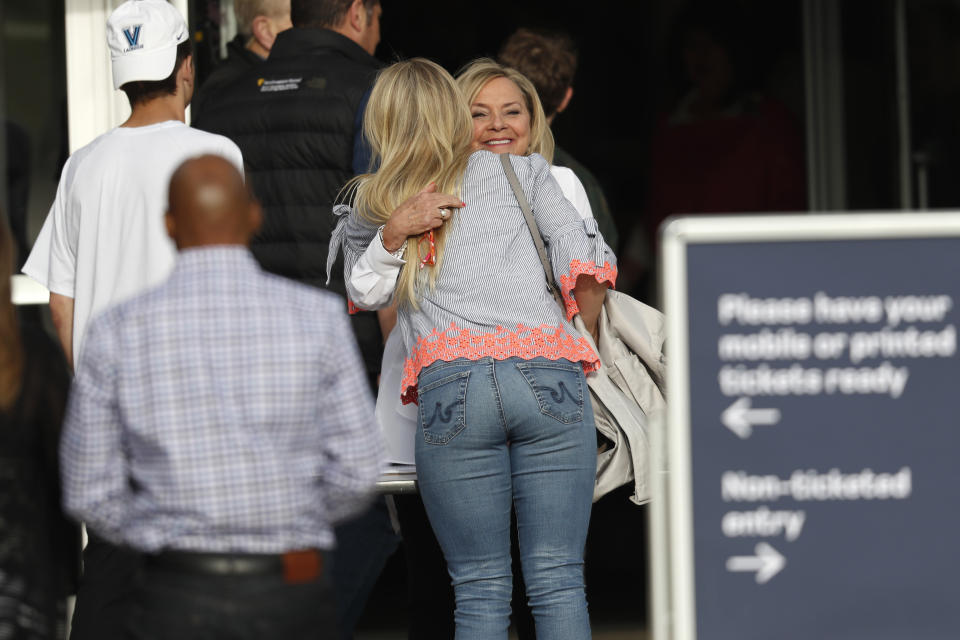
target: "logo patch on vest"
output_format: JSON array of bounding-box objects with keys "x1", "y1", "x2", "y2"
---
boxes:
[{"x1": 258, "y1": 77, "x2": 302, "y2": 93}]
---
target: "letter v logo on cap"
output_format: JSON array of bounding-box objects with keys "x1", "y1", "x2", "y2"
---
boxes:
[{"x1": 123, "y1": 25, "x2": 142, "y2": 47}]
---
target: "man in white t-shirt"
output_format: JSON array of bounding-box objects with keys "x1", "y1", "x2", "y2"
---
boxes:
[
  {"x1": 23, "y1": 0, "x2": 243, "y2": 372},
  {"x1": 21, "y1": 1, "x2": 242, "y2": 637}
]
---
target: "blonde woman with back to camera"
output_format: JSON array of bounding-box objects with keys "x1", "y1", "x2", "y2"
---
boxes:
[{"x1": 330, "y1": 58, "x2": 616, "y2": 639}]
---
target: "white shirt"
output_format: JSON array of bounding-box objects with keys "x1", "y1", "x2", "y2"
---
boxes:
[
  {"x1": 550, "y1": 165, "x2": 593, "y2": 223},
  {"x1": 23, "y1": 120, "x2": 244, "y2": 367}
]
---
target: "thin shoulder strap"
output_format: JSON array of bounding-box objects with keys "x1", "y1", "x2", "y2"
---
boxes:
[{"x1": 499, "y1": 154, "x2": 565, "y2": 310}]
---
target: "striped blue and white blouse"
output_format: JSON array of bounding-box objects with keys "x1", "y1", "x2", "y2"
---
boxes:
[{"x1": 331, "y1": 150, "x2": 617, "y2": 404}]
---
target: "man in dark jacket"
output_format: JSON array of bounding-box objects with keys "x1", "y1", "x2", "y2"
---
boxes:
[
  {"x1": 193, "y1": 0, "x2": 383, "y2": 386},
  {"x1": 192, "y1": 2, "x2": 395, "y2": 638},
  {"x1": 192, "y1": 0, "x2": 291, "y2": 117}
]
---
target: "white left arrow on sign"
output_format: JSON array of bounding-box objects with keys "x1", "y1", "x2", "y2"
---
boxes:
[
  {"x1": 721, "y1": 397, "x2": 781, "y2": 439},
  {"x1": 726, "y1": 542, "x2": 786, "y2": 584}
]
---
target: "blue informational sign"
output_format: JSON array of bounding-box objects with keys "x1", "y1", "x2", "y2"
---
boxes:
[{"x1": 655, "y1": 215, "x2": 960, "y2": 640}]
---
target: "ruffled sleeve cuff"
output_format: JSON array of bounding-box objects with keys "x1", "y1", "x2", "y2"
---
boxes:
[
  {"x1": 559, "y1": 260, "x2": 618, "y2": 319},
  {"x1": 550, "y1": 217, "x2": 618, "y2": 319},
  {"x1": 326, "y1": 204, "x2": 380, "y2": 287},
  {"x1": 344, "y1": 227, "x2": 405, "y2": 311}
]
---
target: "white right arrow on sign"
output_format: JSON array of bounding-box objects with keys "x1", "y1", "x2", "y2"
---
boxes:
[
  {"x1": 726, "y1": 542, "x2": 787, "y2": 584},
  {"x1": 721, "y1": 397, "x2": 781, "y2": 439}
]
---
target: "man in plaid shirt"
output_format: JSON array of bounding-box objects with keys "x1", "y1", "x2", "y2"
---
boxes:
[{"x1": 61, "y1": 154, "x2": 384, "y2": 638}]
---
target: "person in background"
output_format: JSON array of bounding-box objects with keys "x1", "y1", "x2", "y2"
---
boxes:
[
  {"x1": 191, "y1": 0, "x2": 291, "y2": 117},
  {"x1": 193, "y1": 0, "x2": 384, "y2": 409},
  {"x1": 644, "y1": 1, "x2": 805, "y2": 248},
  {"x1": 193, "y1": 3, "x2": 399, "y2": 636},
  {"x1": 20, "y1": 1, "x2": 243, "y2": 636},
  {"x1": 499, "y1": 28, "x2": 619, "y2": 250},
  {"x1": 23, "y1": 0, "x2": 243, "y2": 372},
  {"x1": 61, "y1": 154, "x2": 383, "y2": 639},
  {"x1": 0, "y1": 215, "x2": 78, "y2": 640},
  {"x1": 334, "y1": 58, "x2": 614, "y2": 640}
]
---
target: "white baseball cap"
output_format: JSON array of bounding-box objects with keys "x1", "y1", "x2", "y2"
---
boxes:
[{"x1": 107, "y1": 0, "x2": 190, "y2": 90}]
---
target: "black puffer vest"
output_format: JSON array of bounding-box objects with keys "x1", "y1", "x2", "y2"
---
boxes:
[{"x1": 194, "y1": 29, "x2": 384, "y2": 382}]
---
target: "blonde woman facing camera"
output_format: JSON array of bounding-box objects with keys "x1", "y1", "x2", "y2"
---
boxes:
[
  {"x1": 460, "y1": 58, "x2": 552, "y2": 148},
  {"x1": 330, "y1": 58, "x2": 615, "y2": 639},
  {"x1": 458, "y1": 57, "x2": 597, "y2": 223}
]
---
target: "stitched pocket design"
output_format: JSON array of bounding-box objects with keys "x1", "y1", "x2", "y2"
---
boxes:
[
  {"x1": 417, "y1": 370, "x2": 470, "y2": 444},
  {"x1": 516, "y1": 361, "x2": 584, "y2": 424}
]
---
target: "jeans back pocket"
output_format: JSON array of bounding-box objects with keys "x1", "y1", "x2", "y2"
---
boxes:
[
  {"x1": 417, "y1": 370, "x2": 470, "y2": 445},
  {"x1": 515, "y1": 361, "x2": 585, "y2": 424}
]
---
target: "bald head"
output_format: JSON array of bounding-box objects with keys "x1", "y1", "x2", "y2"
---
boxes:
[{"x1": 166, "y1": 155, "x2": 261, "y2": 250}]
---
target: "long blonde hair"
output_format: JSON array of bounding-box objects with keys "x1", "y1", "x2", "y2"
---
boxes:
[
  {"x1": 456, "y1": 58, "x2": 555, "y2": 164},
  {"x1": 346, "y1": 58, "x2": 474, "y2": 308},
  {"x1": 0, "y1": 216, "x2": 22, "y2": 411}
]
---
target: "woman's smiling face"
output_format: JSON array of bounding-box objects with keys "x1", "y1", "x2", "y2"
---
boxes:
[{"x1": 470, "y1": 77, "x2": 531, "y2": 156}]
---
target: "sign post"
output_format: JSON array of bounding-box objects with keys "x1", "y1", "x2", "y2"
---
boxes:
[{"x1": 654, "y1": 213, "x2": 960, "y2": 640}]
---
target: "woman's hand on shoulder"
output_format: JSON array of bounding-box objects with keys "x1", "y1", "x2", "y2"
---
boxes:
[{"x1": 381, "y1": 183, "x2": 465, "y2": 252}]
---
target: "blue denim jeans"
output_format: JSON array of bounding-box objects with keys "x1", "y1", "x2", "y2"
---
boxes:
[{"x1": 415, "y1": 357, "x2": 596, "y2": 640}]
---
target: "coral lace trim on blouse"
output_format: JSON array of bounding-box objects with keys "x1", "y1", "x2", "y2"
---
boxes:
[{"x1": 400, "y1": 322, "x2": 599, "y2": 405}]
